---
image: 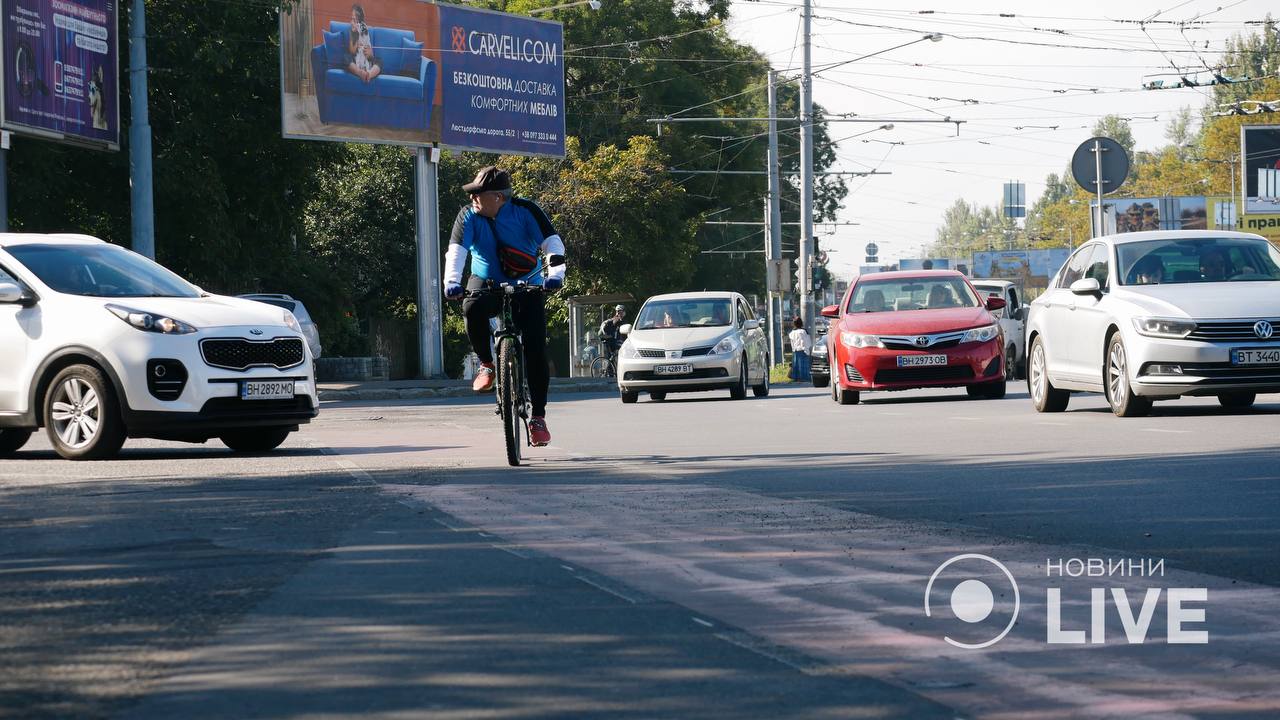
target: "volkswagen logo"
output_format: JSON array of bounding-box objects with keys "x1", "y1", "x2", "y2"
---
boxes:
[
  {"x1": 250, "y1": 329, "x2": 264, "y2": 336},
  {"x1": 1255, "y1": 320, "x2": 1274, "y2": 339},
  {"x1": 914, "y1": 336, "x2": 930, "y2": 347}
]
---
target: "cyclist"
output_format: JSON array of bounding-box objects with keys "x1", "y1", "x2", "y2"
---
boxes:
[
  {"x1": 599, "y1": 305, "x2": 626, "y2": 364},
  {"x1": 443, "y1": 166, "x2": 566, "y2": 446}
]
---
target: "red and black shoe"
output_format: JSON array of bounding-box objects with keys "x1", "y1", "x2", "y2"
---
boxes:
[{"x1": 529, "y1": 416, "x2": 551, "y2": 447}]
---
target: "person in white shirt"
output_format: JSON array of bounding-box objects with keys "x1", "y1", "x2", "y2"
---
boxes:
[{"x1": 788, "y1": 316, "x2": 811, "y2": 382}]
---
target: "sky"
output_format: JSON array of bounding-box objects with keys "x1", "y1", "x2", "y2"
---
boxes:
[{"x1": 719, "y1": 0, "x2": 1274, "y2": 277}]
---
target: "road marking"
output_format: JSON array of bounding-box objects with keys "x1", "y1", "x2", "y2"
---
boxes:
[
  {"x1": 950, "y1": 416, "x2": 982, "y2": 421},
  {"x1": 561, "y1": 564, "x2": 575, "y2": 572},
  {"x1": 1141, "y1": 428, "x2": 1191, "y2": 434},
  {"x1": 1036, "y1": 422, "x2": 1067, "y2": 426},
  {"x1": 714, "y1": 631, "x2": 820, "y2": 675},
  {"x1": 574, "y1": 574, "x2": 645, "y2": 604},
  {"x1": 692, "y1": 617, "x2": 714, "y2": 628},
  {"x1": 306, "y1": 441, "x2": 377, "y2": 485}
]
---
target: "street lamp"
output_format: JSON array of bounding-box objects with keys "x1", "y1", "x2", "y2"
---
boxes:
[{"x1": 529, "y1": 0, "x2": 600, "y2": 14}]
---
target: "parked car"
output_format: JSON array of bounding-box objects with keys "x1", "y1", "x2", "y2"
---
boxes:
[
  {"x1": 822, "y1": 270, "x2": 1007, "y2": 405},
  {"x1": 0, "y1": 234, "x2": 319, "y2": 460},
  {"x1": 1025, "y1": 230, "x2": 1280, "y2": 417},
  {"x1": 239, "y1": 293, "x2": 322, "y2": 359},
  {"x1": 616, "y1": 291, "x2": 770, "y2": 403},
  {"x1": 810, "y1": 325, "x2": 830, "y2": 387},
  {"x1": 971, "y1": 279, "x2": 1026, "y2": 380}
]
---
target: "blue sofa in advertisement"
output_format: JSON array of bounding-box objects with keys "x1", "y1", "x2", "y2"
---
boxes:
[{"x1": 310, "y1": 21, "x2": 435, "y2": 131}]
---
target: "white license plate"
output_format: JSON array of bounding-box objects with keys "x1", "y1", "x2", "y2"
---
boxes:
[
  {"x1": 654, "y1": 363, "x2": 693, "y2": 375},
  {"x1": 896, "y1": 354, "x2": 948, "y2": 367},
  {"x1": 241, "y1": 380, "x2": 296, "y2": 400},
  {"x1": 1231, "y1": 348, "x2": 1280, "y2": 366}
]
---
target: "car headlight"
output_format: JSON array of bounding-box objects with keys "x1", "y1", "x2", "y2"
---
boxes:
[
  {"x1": 961, "y1": 323, "x2": 1000, "y2": 344},
  {"x1": 621, "y1": 341, "x2": 639, "y2": 359},
  {"x1": 1132, "y1": 317, "x2": 1195, "y2": 339},
  {"x1": 106, "y1": 304, "x2": 197, "y2": 335},
  {"x1": 284, "y1": 310, "x2": 302, "y2": 333},
  {"x1": 811, "y1": 342, "x2": 827, "y2": 357},
  {"x1": 712, "y1": 335, "x2": 740, "y2": 355},
  {"x1": 840, "y1": 331, "x2": 883, "y2": 349}
]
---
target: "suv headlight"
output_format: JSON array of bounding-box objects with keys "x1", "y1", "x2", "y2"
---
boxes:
[
  {"x1": 106, "y1": 304, "x2": 197, "y2": 335},
  {"x1": 712, "y1": 335, "x2": 740, "y2": 355},
  {"x1": 961, "y1": 323, "x2": 1000, "y2": 343},
  {"x1": 1132, "y1": 317, "x2": 1195, "y2": 339},
  {"x1": 840, "y1": 331, "x2": 883, "y2": 349},
  {"x1": 621, "y1": 340, "x2": 639, "y2": 359},
  {"x1": 284, "y1": 310, "x2": 302, "y2": 333},
  {"x1": 811, "y1": 341, "x2": 827, "y2": 356}
]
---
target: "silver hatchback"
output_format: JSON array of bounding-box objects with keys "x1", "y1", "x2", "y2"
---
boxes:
[{"x1": 616, "y1": 291, "x2": 771, "y2": 403}]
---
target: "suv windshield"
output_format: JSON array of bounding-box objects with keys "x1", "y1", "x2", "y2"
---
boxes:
[
  {"x1": 6, "y1": 243, "x2": 199, "y2": 298},
  {"x1": 636, "y1": 299, "x2": 732, "y2": 329},
  {"x1": 846, "y1": 277, "x2": 979, "y2": 313},
  {"x1": 1117, "y1": 237, "x2": 1280, "y2": 285}
]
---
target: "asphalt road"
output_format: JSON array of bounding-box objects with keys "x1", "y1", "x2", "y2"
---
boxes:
[{"x1": 2, "y1": 383, "x2": 1278, "y2": 718}]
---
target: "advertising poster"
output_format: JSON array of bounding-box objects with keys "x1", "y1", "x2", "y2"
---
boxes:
[
  {"x1": 1242, "y1": 124, "x2": 1280, "y2": 215},
  {"x1": 973, "y1": 249, "x2": 1070, "y2": 289},
  {"x1": 280, "y1": 0, "x2": 564, "y2": 157},
  {"x1": 1, "y1": 0, "x2": 119, "y2": 150},
  {"x1": 898, "y1": 258, "x2": 951, "y2": 271}
]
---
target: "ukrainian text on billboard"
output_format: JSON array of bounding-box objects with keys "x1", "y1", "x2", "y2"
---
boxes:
[{"x1": 1, "y1": 0, "x2": 118, "y2": 149}]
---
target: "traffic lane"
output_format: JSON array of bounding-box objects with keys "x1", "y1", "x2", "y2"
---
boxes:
[{"x1": 528, "y1": 385, "x2": 1280, "y2": 587}]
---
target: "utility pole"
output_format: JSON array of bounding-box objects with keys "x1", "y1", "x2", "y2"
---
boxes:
[
  {"x1": 129, "y1": 0, "x2": 155, "y2": 259},
  {"x1": 766, "y1": 70, "x2": 784, "y2": 362},
  {"x1": 798, "y1": 0, "x2": 815, "y2": 331}
]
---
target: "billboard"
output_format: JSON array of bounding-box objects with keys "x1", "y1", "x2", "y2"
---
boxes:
[
  {"x1": 280, "y1": 0, "x2": 564, "y2": 157},
  {"x1": 899, "y1": 258, "x2": 950, "y2": 271},
  {"x1": 1101, "y1": 196, "x2": 1208, "y2": 235},
  {"x1": 1242, "y1": 124, "x2": 1280, "y2": 215},
  {"x1": 1, "y1": 0, "x2": 119, "y2": 150},
  {"x1": 973, "y1": 249, "x2": 1070, "y2": 289}
]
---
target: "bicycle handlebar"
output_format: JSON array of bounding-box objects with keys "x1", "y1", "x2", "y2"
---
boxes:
[{"x1": 461, "y1": 283, "x2": 545, "y2": 299}]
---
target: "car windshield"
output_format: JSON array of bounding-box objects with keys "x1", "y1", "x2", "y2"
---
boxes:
[
  {"x1": 246, "y1": 297, "x2": 297, "y2": 312},
  {"x1": 1117, "y1": 237, "x2": 1280, "y2": 285},
  {"x1": 7, "y1": 243, "x2": 199, "y2": 298},
  {"x1": 846, "y1": 277, "x2": 979, "y2": 313},
  {"x1": 636, "y1": 299, "x2": 732, "y2": 329}
]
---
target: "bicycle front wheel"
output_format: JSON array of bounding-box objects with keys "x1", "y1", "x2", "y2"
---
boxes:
[
  {"x1": 498, "y1": 337, "x2": 523, "y2": 466},
  {"x1": 589, "y1": 356, "x2": 610, "y2": 378}
]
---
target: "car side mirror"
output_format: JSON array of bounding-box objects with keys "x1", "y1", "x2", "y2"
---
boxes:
[
  {"x1": 619, "y1": 323, "x2": 632, "y2": 335},
  {"x1": 1069, "y1": 278, "x2": 1101, "y2": 296},
  {"x1": 820, "y1": 304, "x2": 840, "y2": 318},
  {"x1": 743, "y1": 319, "x2": 760, "y2": 330},
  {"x1": 1009, "y1": 307, "x2": 1023, "y2": 321},
  {"x1": 985, "y1": 296, "x2": 1007, "y2": 312},
  {"x1": 0, "y1": 282, "x2": 35, "y2": 307}
]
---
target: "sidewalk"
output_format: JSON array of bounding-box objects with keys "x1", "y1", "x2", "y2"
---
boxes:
[{"x1": 318, "y1": 377, "x2": 617, "y2": 402}]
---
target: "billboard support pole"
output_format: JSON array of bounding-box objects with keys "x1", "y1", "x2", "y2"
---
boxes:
[
  {"x1": 766, "y1": 69, "x2": 783, "y2": 364},
  {"x1": 129, "y1": 0, "x2": 155, "y2": 259},
  {"x1": 415, "y1": 146, "x2": 445, "y2": 379},
  {"x1": 0, "y1": 146, "x2": 7, "y2": 232}
]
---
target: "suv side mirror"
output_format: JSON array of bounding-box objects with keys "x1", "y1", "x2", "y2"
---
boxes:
[
  {"x1": 743, "y1": 319, "x2": 760, "y2": 330},
  {"x1": 820, "y1": 304, "x2": 840, "y2": 318},
  {"x1": 0, "y1": 282, "x2": 35, "y2": 307},
  {"x1": 1069, "y1": 278, "x2": 1101, "y2": 296},
  {"x1": 619, "y1": 323, "x2": 632, "y2": 335}
]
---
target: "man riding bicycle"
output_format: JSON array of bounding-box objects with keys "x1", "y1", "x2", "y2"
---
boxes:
[
  {"x1": 599, "y1": 305, "x2": 626, "y2": 364},
  {"x1": 444, "y1": 166, "x2": 566, "y2": 447}
]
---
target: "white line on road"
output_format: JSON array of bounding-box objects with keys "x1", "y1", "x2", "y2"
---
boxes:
[
  {"x1": 574, "y1": 574, "x2": 644, "y2": 604},
  {"x1": 1141, "y1": 428, "x2": 1192, "y2": 434},
  {"x1": 692, "y1": 617, "x2": 714, "y2": 628}
]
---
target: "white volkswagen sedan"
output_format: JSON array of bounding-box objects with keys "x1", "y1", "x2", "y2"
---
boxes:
[
  {"x1": 615, "y1": 291, "x2": 770, "y2": 403},
  {"x1": 0, "y1": 234, "x2": 319, "y2": 460},
  {"x1": 1026, "y1": 230, "x2": 1280, "y2": 416}
]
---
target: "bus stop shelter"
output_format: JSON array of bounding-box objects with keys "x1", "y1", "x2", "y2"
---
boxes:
[{"x1": 567, "y1": 293, "x2": 635, "y2": 377}]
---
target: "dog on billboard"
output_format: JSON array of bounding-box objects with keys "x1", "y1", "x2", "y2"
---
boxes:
[{"x1": 89, "y1": 67, "x2": 107, "y2": 130}]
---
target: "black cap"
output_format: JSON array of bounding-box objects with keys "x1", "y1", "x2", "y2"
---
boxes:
[{"x1": 462, "y1": 166, "x2": 511, "y2": 194}]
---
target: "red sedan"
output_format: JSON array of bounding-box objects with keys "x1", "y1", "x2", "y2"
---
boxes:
[{"x1": 821, "y1": 270, "x2": 1008, "y2": 405}]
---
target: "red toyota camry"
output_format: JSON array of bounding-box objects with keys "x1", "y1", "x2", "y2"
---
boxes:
[{"x1": 822, "y1": 270, "x2": 1008, "y2": 405}]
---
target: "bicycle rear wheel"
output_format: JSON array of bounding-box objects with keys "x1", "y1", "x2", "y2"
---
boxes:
[{"x1": 498, "y1": 337, "x2": 523, "y2": 466}]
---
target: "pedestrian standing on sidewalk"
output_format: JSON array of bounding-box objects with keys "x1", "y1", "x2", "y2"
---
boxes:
[{"x1": 788, "y1": 316, "x2": 811, "y2": 382}]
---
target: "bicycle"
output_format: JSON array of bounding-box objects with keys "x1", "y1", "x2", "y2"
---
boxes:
[
  {"x1": 588, "y1": 344, "x2": 616, "y2": 378},
  {"x1": 464, "y1": 283, "x2": 542, "y2": 466}
]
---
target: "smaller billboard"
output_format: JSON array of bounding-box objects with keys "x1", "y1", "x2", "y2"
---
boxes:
[
  {"x1": 1, "y1": 0, "x2": 119, "y2": 150},
  {"x1": 973, "y1": 249, "x2": 1070, "y2": 289},
  {"x1": 1242, "y1": 124, "x2": 1280, "y2": 215},
  {"x1": 1003, "y1": 182, "x2": 1026, "y2": 218},
  {"x1": 1105, "y1": 196, "x2": 1208, "y2": 235},
  {"x1": 899, "y1": 258, "x2": 950, "y2": 271}
]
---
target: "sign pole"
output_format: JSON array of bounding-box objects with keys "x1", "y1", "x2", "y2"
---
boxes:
[
  {"x1": 1093, "y1": 139, "x2": 1104, "y2": 238},
  {"x1": 129, "y1": 0, "x2": 155, "y2": 258},
  {"x1": 0, "y1": 142, "x2": 7, "y2": 232},
  {"x1": 415, "y1": 146, "x2": 445, "y2": 379},
  {"x1": 766, "y1": 69, "x2": 784, "y2": 363}
]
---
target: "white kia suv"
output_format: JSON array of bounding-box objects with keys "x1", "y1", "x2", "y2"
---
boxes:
[{"x1": 0, "y1": 233, "x2": 319, "y2": 460}]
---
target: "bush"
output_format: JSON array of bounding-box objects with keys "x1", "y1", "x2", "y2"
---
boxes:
[{"x1": 770, "y1": 363, "x2": 793, "y2": 384}]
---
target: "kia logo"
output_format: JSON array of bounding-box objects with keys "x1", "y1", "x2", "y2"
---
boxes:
[
  {"x1": 1255, "y1": 320, "x2": 1274, "y2": 339},
  {"x1": 250, "y1": 329, "x2": 264, "y2": 336}
]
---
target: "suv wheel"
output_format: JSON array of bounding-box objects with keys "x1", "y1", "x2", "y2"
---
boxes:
[
  {"x1": 221, "y1": 427, "x2": 292, "y2": 453},
  {"x1": 0, "y1": 429, "x2": 33, "y2": 457},
  {"x1": 44, "y1": 364, "x2": 127, "y2": 461}
]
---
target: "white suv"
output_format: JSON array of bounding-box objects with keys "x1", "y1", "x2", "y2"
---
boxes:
[{"x1": 0, "y1": 233, "x2": 319, "y2": 460}]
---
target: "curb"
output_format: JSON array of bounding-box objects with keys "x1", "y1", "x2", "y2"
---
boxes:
[{"x1": 319, "y1": 381, "x2": 617, "y2": 402}]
